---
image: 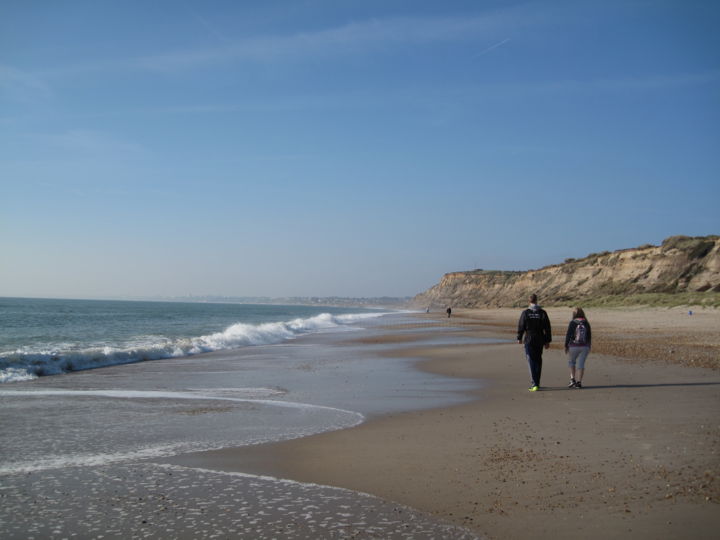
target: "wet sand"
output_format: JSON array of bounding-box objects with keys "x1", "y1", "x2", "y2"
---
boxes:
[
  {"x1": 178, "y1": 307, "x2": 720, "y2": 539},
  {"x1": 1, "y1": 462, "x2": 479, "y2": 539}
]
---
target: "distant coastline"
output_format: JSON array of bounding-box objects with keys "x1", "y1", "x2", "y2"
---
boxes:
[
  {"x1": 150, "y1": 295, "x2": 412, "y2": 309},
  {"x1": 0, "y1": 295, "x2": 412, "y2": 310}
]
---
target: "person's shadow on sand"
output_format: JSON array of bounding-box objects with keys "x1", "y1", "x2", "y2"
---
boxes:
[{"x1": 540, "y1": 382, "x2": 720, "y2": 390}]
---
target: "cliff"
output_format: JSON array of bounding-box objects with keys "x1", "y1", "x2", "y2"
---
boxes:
[{"x1": 412, "y1": 235, "x2": 720, "y2": 308}]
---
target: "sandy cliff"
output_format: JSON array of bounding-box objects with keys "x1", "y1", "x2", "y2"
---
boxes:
[{"x1": 413, "y1": 235, "x2": 720, "y2": 308}]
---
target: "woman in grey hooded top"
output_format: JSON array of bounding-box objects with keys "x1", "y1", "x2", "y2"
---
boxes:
[{"x1": 564, "y1": 307, "x2": 592, "y2": 388}]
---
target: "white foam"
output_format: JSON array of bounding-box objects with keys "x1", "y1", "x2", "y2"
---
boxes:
[
  {"x1": 186, "y1": 387, "x2": 287, "y2": 399},
  {"x1": 153, "y1": 462, "x2": 363, "y2": 493},
  {"x1": 0, "y1": 444, "x2": 188, "y2": 475},
  {"x1": 0, "y1": 367, "x2": 36, "y2": 383}
]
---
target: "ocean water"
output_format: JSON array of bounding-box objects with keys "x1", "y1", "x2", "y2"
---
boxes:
[
  {"x1": 0, "y1": 297, "x2": 386, "y2": 383},
  {"x1": 0, "y1": 298, "x2": 482, "y2": 538}
]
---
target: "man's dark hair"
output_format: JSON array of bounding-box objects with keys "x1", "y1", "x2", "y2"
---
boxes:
[{"x1": 529, "y1": 294, "x2": 538, "y2": 304}]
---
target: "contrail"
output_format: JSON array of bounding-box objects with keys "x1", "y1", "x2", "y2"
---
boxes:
[{"x1": 475, "y1": 37, "x2": 511, "y2": 58}]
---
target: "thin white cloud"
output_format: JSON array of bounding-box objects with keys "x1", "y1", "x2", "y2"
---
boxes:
[
  {"x1": 140, "y1": 68, "x2": 720, "y2": 124},
  {"x1": 133, "y1": 12, "x2": 524, "y2": 72},
  {"x1": 591, "y1": 70, "x2": 720, "y2": 91},
  {"x1": 41, "y1": 129, "x2": 148, "y2": 158},
  {"x1": 498, "y1": 69, "x2": 720, "y2": 96},
  {"x1": 0, "y1": 65, "x2": 53, "y2": 102},
  {"x1": 23, "y1": 6, "x2": 545, "y2": 78},
  {"x1": 435, "y1": 69, "x2": 720, "y2": 101}
]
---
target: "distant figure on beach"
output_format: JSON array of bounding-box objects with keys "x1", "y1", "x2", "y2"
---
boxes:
[
  {"x1": 446, "y1": 307, "x2": 452, "y2": 318},
  {"x1": 517, "y1": 294, "x2": 552, "y2": 391},
  {"x1": 564, "y1": 307, "x2": 592, "y2": 389}
]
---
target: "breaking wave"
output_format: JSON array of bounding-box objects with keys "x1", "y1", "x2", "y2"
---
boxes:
[{"x1": 0, "y1": 312, "x2": 385, "y2": 383}]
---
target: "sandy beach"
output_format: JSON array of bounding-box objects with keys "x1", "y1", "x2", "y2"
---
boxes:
[{"x1": 170, "y1": 307, "x2": 720, "y2": 539}]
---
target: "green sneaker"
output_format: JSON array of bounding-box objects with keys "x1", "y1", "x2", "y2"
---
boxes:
[{"x1": 529, "y1": 385, "x2": 539, "y2": 392}]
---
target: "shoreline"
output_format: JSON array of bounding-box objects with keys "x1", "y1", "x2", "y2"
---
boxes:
[
  {"x1": 165, "y1": 308, "x2": 720, "y2": 539},
  {"x1": 1, "y1": 312, "x2": 486, "y2": 540}
]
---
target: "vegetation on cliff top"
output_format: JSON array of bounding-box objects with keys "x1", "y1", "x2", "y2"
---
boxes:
[{"x1": 549, "y1": 292, "x2": 720, "y2": 309}]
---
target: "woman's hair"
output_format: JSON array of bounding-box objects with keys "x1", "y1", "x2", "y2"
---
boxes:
[{"x1": 573, "y1": 307, "x2": 586, "y2": 319}]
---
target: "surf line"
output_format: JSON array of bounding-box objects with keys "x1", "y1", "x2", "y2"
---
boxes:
[
  {"x1": 0, "y1": 388, "x2": 364, "y2": 418},
  {"x1": 0, "y1": 389, "x2": 365, "y2": 476},
  {"x1": 0, "y1": 388, "x2": 358, "y2": 414}
]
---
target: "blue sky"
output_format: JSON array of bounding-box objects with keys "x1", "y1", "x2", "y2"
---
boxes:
[{"x1": 1, "y1": 0, "x2": 719, "y2": 299}]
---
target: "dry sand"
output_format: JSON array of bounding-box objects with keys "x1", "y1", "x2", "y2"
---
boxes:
[{"x1": 171, "y1": 307, "x2": 720, "y2": 539}]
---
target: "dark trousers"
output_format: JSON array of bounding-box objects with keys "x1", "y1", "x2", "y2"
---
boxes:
[{"x1": 525, "y1": 342, "x2": 544, "y2": 387}]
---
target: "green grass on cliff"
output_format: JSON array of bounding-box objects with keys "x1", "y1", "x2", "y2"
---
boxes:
[{"x1": 560, "y1": 292, "x2": 720, "y2": 309}]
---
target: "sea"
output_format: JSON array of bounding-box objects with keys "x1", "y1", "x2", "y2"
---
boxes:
[
  {"x1": 0, "y1": 297, "x2": 482, "y2": 538},
  {"x1": 0, "y1": 297, "x2": 396, "y2": 383}
]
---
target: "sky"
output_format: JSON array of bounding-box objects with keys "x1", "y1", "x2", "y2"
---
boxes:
[{"x1": 1, "y1": 0, "x2": 719, "y2": 299}]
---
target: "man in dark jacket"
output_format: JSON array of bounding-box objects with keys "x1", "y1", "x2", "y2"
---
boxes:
[{"x1": 517, "y1": 294, "x2": 552, "y2": 391}]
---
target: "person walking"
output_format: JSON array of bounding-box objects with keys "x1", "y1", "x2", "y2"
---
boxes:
[
  {"x1": 564, "y1": 307, "x2": 591, "y2": 388},
  {"x1": 517, "y1": 294, "x2": 552, "y2": 391},
  {"x1": 446, "y1": 307, "x2": 452, "y2": 318}
]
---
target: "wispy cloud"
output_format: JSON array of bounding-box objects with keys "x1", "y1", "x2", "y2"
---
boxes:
[
  {"x1": 123, "y1": 67, "x2": 720, "y2": 132},
  {"x1": 495, "y1": 69, "x2": 720, "y2": 96},
  {"x1": 591, "y1": 70, "x2": 720, "y2": 91},
  {"x1": 20, "y1": 6, "x2": 544, "y2": 78},
  {"x1": 41, "y1": 129, "x2": 148, "y2": 159},
  {"x1": 133, "y1": 12, "x2": 524, "y2": 72},
  {"x1": 0, "y1": 65, "x2": 53, "y2": 102}
]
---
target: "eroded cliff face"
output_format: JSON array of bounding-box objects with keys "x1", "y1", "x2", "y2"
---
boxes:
[{"x1": 412, "y1": 236, "x2": 720, "y2": 308}]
